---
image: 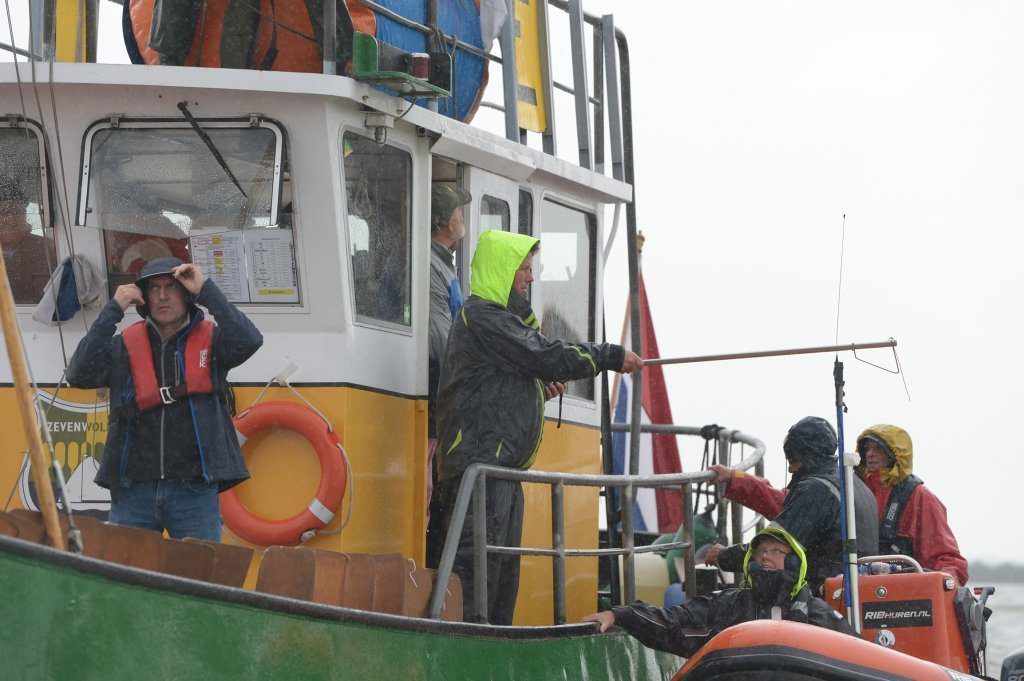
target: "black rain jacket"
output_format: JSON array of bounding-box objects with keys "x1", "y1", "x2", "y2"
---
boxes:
[
  {"x1": 612, "y1": 528, "x2": 857, "y2": 658},
  {"x1": 436, "y1": 231, "x2": 624, "y2": 481},
  {"x1": 66, "y1": 279, "x2": 262, "y2": 491},
  {"x1": 720, "y1": 417, "x2": 878, "y2": 592}
]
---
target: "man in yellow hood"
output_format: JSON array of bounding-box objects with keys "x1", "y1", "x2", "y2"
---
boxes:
[
  {"x1": 855, "y1": 424, "x2": 968, "y2": 584},
  {"x1": 436, "y1": 230, "x2": 643, "y2": 624}
]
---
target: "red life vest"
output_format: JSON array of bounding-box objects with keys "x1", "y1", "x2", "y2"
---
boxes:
[{"x1": 122, "y1": 320, "x2": 216, "y2": 413}]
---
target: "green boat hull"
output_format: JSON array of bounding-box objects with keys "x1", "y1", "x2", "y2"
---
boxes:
[{"x1": 0, "y1": 535, "x2": 682, "y2": 680}]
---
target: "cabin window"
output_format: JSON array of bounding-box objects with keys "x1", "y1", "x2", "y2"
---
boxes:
[
  {"x1": 480, "y1": 195, "x2": 511, "y2": 232},
  {"x1": 518, "y1": 190, "x2": 533, "y2": 236},
  {"x1": 0, "y1": 123, "x2": 58, "y2": 305},
  {"x1": 343, "y1": 132, "x2": 412, "y2": 327},
  {"x1": 80, "y1": 119, "x2": 298, "y2": 304},
  {"x1": 536, "y1": 200, "x2": 596, "y2": 400}
]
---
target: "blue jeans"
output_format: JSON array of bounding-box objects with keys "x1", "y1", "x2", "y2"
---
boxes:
[{"x1": 109, "y1": 479, "x2": 222, "y2": 541}]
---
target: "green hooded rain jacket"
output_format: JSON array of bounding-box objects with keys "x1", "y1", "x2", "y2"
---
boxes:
[{"x1": 435, "y1": 230, "x2": 625, "y2": 481}]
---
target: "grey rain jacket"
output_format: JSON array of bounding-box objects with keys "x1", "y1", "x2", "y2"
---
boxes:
[
  {"x1": 436, "y1": 230, "x2": 624, "y2": 481},
  {"x1": 66, "y1": 279, "x2": 263, "y2": 491},
  {"x1": 428, "y1": 240, "x2": 462, "y2": 437},
  {"x1": 611, "y1": 528, "x2": 857, "y2": 658}
]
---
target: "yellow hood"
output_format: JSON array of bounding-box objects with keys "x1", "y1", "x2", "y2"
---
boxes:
[{"x1": 856, "y1": 424, "x2": 913, "y2": 487}]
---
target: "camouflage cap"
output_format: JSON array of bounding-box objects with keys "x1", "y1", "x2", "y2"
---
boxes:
[{"x1": 431, "y1": 185, "x2": 472, "y2": 232}]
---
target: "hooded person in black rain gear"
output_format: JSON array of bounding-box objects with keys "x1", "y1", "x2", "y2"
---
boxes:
[
  {"x1": 435, "y1": 230, "x2": 643, "y2": 624},
  {"x1": 583, "y1": 528, "x2": 857, "y2": 657},
  {"x1": 704, "y1": 416, "x2": 878, "y2": 594}
]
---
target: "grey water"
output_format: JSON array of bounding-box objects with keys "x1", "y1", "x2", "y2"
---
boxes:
[{"x1": 986, "y1": 582, "x2": 1024, "y2": 676}]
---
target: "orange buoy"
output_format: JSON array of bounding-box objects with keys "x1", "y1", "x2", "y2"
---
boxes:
[{"x1": 221, "y1": 401, "x2": 347, "y2": 546}]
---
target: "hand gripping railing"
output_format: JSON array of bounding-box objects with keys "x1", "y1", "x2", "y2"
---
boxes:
[{"x1": 427, "y1": 426, "x2": 764, "y2": 623}]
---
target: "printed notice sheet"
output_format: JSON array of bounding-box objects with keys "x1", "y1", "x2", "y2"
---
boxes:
[
  {"x1": 246, "y1": 230, "x2": 299, "y2": 303},
  {"x1": 190, "y1": 230, "x2": 248, "y2": 302}
]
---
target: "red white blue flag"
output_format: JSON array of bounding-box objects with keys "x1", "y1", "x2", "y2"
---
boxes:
[{"x1": 611, "y1": 272, "x2": 683, "y2": 533}]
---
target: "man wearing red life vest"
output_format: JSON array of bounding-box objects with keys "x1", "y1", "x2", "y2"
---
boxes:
[{"x1": 67, "y1": 258, "x2": 262, "y2": 540}]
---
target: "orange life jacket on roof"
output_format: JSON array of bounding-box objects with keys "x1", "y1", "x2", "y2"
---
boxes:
[
  {"x1": 122, "y1": 319, "x2": 215, "y2": 413},
  {"x1": 129, "y1": 0, "x2": 377, "y2": 71}
]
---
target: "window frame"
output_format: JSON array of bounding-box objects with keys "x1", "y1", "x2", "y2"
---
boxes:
[
  {"x1": 536, "y1": 194, "x2": 598, "y2": 402},
  {"x1": 77, "y1": 116, "x2": 285, "y2": 229},
  {"x1": 480, "y1": 194, "x2": 511, "y2": 232},
  {"x1": 1, "y1": 117, "x2": 58, "y2": 306},
  {"x1": 340, "y1": 127, "x2": 416, "y2": 335}
]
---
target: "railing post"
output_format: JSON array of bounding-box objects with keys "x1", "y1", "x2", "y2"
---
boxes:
[
  {"x1": 621, "y1": 481, "x2": 636, "y2": 603},
  {"x1": 754, "y1": 456, "x2": 766, "y2": 532},
  {"x1": 473, "y1": 473, "x2": 489, "y2": 623},
  {"x1": 682, "y1": 483, "x2": 696, "y2": 600},
  {"x1": 601, "y1": 14, "x2": 623, "y2": 181},
  {"x1": 567, "y1": 0, "x2": 592, "y2": 169},
  {"x1": 428, "y1": 468, "x2": 478, "y2": 619},
  {"x1": 498, "y1": 0, "x2": 520, "y2": 141},
  {"x1": 322, "y1": 0, "x2": 337, "y2": 75},
  {"x1": 722, "y1": 430, "x2": 743, "y2": 545},
  {"x1": 551, "y1": 481, "x2": 566, "y2": 624},
  {"x1": 591, "y1": 20, "x2": 605, "y2": 174}
]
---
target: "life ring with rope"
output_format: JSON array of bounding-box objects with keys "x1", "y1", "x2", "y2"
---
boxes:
[{"x1": 221, "y1": 401, "x2": 347, "y2": 546}]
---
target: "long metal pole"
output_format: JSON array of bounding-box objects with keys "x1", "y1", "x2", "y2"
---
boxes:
[
  {"x1": 644, "y1": 340, "x2": 897, "y2": 366},
  {"x1": 0, "y1": 245, "x2": 66, "y2": 550},
  {"x1": 834, "y1": 359, "x2": 860, "y2": 631},
  {"x1": 617, "y1": 27, "x2": 641, "y2": 606}
]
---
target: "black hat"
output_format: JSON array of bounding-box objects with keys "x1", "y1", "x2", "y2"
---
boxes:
[
  {"x1": 135, "y1": 257, "x2": 188, "y2": 318},
  {"x1": 783, "y1": 416, "x2": 837, "y2": 464},
  {"x1": 135, "y1": 257, "x2": 185, "y2": 288},
  {"x1": 430, "y1": 185, "x2": 472, "y2": 232}
]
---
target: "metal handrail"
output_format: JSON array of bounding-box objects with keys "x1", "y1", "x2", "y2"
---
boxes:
[{"x1": 427, "y1": 426, "x2": 765, "y2": 624}]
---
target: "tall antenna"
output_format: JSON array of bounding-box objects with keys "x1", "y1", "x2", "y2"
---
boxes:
[{"x1": 834, "y1": 213, "x2": 846, "y2": 346}]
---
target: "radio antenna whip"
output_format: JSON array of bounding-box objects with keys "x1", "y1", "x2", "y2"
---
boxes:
[
  {"x1": 835, "y1": 213, "x2": 846, "y2": 345},
  {"x1": 832, "y1": 213, "x2": 860, "y2": 631}
]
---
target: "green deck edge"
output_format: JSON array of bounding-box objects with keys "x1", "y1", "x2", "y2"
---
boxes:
[{"x1": 0, "y1": 540, "x2": 682, "y2": 680}]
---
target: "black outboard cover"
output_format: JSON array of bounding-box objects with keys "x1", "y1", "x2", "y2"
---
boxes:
[{"x1": 1002, "y1": 645, "x2": 1024, "y2": 681}]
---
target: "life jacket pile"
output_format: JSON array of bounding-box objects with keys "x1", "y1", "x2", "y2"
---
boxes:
[{"x1": 128, "y1": 0, "x2": 377, "y2": 72}]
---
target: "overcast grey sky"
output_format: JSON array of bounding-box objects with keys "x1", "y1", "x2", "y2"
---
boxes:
[
  {"x1": 4, "y1": 2, "x2": 1021, "y2": 565},
  {"x1": 587, "y1": 2, "x2": 1024, "y2": 565}
]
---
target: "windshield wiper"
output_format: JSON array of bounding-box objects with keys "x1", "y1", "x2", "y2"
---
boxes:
[{"x1": 176, "y1": 101, "x2": 248, "y2": 198}]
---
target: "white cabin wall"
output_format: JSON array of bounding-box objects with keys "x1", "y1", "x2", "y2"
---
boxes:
[{"x1": 0, "y1": 80, "x2": 430, "y2": 396}]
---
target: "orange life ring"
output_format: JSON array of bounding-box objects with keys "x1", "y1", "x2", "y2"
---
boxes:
[{"x1": 221, "y1": 401, "x2": 347, "y2": 546}]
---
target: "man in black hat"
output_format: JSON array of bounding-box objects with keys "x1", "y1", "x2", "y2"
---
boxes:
[
  {"x1": 425, "y1": 184, "x2": 471, "y2": 567},
  {"x1": 67, "y1": 258, "x2": 262, "y2": 540},
  {"x1": 704, "y1": 416, "x2": 878, "y2": 593}
]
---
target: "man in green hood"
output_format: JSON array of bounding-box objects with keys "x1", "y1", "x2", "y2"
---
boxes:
[
  {"x1": 436, "y1": 230, "x2": 643, "y2": 624},
  {"x1": 583, "y1": 528, "x2": 857, "y2": 656}
]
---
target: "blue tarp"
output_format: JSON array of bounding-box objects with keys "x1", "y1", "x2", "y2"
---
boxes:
[{"x1": 374, "y1": 0, "x2": 485, "y2": 121}]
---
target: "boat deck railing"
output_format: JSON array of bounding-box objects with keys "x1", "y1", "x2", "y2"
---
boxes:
[{"x1": 428, "y1": 425, "x2": 765, "y2": 624}]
